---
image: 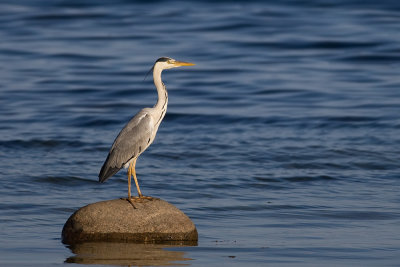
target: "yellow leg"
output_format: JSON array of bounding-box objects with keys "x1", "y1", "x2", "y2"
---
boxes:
[
  {"x1": 127, "y1": 162, "x2": 132, "y2": 199},
  {"x1": 131, "y1": 158, "x2": 143, "y2": 198}
]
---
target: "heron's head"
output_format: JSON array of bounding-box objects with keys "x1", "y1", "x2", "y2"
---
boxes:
[
  {"x1": 144, "y1": 57, "x2": 195, "y2": 80},
  {"x1": 155, "y1": 57, "x2": 195, "y2": 70}
]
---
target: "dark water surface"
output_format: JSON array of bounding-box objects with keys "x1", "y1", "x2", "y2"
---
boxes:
[{"x1": 1, "y1": 0, "x2": 400, "y2": 266}]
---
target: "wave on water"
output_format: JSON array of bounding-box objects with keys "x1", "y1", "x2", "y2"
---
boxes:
[
  {"x1": 0, "y1": 139, "x2": 86, "y2": 149},
  {"x1": 32, "y1": 175, "x2": 97, "y2": 186}
]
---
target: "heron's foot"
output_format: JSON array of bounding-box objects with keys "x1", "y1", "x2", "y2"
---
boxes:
[
  {"x1": 138, "y1": 195, "x2": 153, "y2": 200},
  {"x1": 121, "y1": 196, "x2": 153, "y2": 204}
]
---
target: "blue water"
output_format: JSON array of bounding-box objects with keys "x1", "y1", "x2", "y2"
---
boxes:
[{"x1": 1, "y1": 0, "x2": 400, "y2": 266}]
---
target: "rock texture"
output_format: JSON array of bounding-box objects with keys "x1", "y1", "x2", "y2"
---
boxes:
[{"x1": 62, "y1": 197, "x2": 198, "y2": 244}]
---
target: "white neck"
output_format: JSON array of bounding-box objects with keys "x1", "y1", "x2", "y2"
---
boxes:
[{"x1": 152, "y1": 64, "x2": 168, "y2": 121}]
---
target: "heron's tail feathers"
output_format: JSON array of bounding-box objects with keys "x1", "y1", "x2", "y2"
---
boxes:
[
  {"x1": 98, "y1": 155, "x2": 121, "y2": 183},
  {"x1": 98, "y1": 166, "x2": 120, "y2": 183}
]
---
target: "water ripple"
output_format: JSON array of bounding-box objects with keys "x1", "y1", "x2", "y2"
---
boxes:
[
  {"x1": 0, "y1": 139, "x2": 86, "y2": 149},
  {"x1": 1, "y1": 0, "x2": 400, "y2": 265}
]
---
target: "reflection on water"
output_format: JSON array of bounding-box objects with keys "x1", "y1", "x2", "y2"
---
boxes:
[{"x1": 65, "y1": 242, "x2": 196, "y2": 266}]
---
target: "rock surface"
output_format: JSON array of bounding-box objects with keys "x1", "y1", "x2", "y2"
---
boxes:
[{"x1": 62, "y1": 197, "x2": 198, "y2": 244}]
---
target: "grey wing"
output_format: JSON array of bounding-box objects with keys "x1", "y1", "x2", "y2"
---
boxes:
[{"x1": 99, "y1": 110, "x2": 154, "y2": 182}]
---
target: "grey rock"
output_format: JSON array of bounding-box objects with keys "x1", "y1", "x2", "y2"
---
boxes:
[{"x1": 62, "y1": 197, "x2": 198, "y2": 244}]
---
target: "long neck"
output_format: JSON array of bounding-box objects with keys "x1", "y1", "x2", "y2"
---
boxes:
[{"x1": 153, "y1": 65, "x2": 168, "y2": 121}]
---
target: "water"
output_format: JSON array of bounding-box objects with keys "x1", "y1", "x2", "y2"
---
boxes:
[{"x1": 1, "y1": 0, "x2": 400, "y2": 266}]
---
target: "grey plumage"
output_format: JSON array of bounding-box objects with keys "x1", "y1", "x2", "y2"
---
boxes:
[
  {"x1": 99, "y1": 110, "x2": 154, "y2": 182},
  {"x1": 97, "y1": 57, "x2": 195, "y2": 198}
]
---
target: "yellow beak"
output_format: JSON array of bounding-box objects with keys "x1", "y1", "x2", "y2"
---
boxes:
[{"x1": 173, "y1": 61, "x2": 195, "y2": 67}]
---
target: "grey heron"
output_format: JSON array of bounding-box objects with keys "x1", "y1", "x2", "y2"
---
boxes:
[{"x1": 98, "y1": 57, "x2": 195, "y2": 200}]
